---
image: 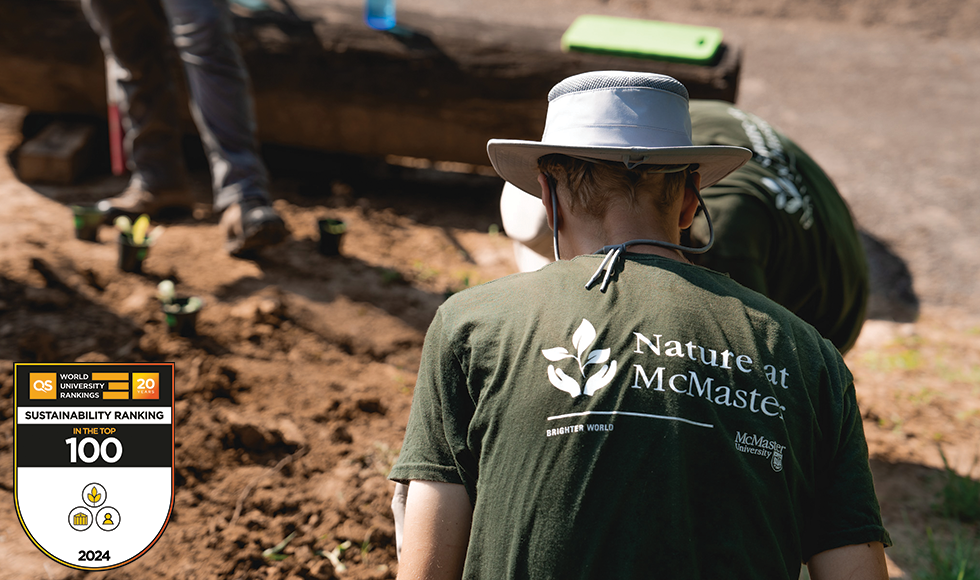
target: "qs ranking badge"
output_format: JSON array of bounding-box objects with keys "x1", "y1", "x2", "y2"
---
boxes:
[{"x1": 13, "y1": 362, "x2": 175, "y2": 570}]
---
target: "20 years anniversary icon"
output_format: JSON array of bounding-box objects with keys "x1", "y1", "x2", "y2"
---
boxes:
[{"x1": 14, "y1": 363, "x2": 175, "y2": 570}]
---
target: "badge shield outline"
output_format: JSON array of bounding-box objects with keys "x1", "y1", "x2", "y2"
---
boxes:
[{"x1": 13, "y1": 363, "x2": 175, "y2": 571}]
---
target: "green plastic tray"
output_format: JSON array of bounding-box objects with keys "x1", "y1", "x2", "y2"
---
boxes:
[{"x1": 561, "y1": 15, "x2": 723, "y2": 65}]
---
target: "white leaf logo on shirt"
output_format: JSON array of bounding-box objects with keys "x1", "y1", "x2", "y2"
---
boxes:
[{"x1": 542, "y1": 319, "x2": 618, "y2": 397}]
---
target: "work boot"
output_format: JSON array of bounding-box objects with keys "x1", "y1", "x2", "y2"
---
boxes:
[
  {"x1": 221, "y1": 197, "x2": 288, "y2": 257},
  {"x1": 97, "y1": 178, "x2": 195, "y2": 220}
]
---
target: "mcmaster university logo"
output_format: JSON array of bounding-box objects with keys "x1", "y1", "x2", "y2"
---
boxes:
[{"x1": 542, "y1": 319, "x2": 618, "y2": 397}]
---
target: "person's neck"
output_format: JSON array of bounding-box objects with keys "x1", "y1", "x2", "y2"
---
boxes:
[{"x1": 562, "y1": 205, "x2": 689, "y2": 263}]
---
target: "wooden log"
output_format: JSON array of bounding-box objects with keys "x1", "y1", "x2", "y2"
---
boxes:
[
  {"x1": 0, "y1": 0, "x2": 740, "y2": 167},
  {"x1": 0, "y1": 0, "x2": 108, "y2": 116},
  {"x1": 17, "y1": 121, "x2": 96, "y2": 184}
]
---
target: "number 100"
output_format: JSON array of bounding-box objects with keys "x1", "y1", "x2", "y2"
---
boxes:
[{"x1": 64, "y1": 437, "x2": 123, "y2": 463}]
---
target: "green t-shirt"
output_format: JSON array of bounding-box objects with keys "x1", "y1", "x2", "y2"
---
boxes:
[
  {"x1": 688, "y1": 101, "x2": 869, "y2": 353},
  {"x1": 390, "y1": 255, "x2": 890, "y2": 579}
]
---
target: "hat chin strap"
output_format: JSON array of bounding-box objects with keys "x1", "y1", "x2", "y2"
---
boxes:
[
  {"x1": 584, "y1": 187, "x2": 716, "y2": 292},
  {"x1": 551, "y1": 185, "x2": 562, "y2": 262}
]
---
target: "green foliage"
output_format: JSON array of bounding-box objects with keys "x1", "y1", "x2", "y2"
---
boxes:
[
  {"x1": 918, "y1": 526, "x2": 980, "y2": 580},
  {"x1": 860, "y1": 347, "x2": 923, "y2": 373},
  {"x1": 937, "y1": 449, "x2": 980, "y2": 524},
  {"x1": 411, "y1": 260, "x2": 439, "y2": 283},
  {"x1": 913, "y1": 449, "x2": 980, "y2": 579},
  {"x1": 377, "y1": 267, "x2": 405, "y2": 285}
]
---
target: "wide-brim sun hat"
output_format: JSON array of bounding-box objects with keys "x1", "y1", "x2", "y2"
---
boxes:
[{"x1": 487, "y1": 71, "x2": 752, "y2": 197}]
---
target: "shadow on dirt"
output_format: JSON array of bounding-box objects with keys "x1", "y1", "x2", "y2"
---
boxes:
[
  {"x1": 213, "y1": 237, "x2": 444, "y2": 332},
  {"x1": 261, "y1": 143, "x2": 506, "y2": 233},
  {"x1": 860, "y1": 230, "x2": 919, "y2": 324},
  {"x1": 0, "y1": 264, "x2": 142, "y2": 365}
]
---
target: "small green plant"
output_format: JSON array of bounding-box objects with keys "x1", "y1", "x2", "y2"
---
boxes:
[
  {"x1": 262, "y1": 531, "x2": 296, "y2": 561},
  {"x1": 157, "y1": 280, "x2": 203, "y2": 315},
  {"x1": 937, "y1": 448, "x2": 980, "y2": 523},
  {"x1": 920, "y1": 526, "x2": 980, "y2": 580},
  {"x1": 115, "y1": 214, "x2": 160, "y2": 245},
  {"x1": 378, "y1": 267, "x2": 405, "y2": 285},
  {"x1": 412, "y1": 261, "x2": 439, "y2": 283},
  {"x1": 322, "y1": 540, "x2": 351, "y2": 573},
  {"x1": 860, "y1": 343, "x2": 924, "y2": 373}
]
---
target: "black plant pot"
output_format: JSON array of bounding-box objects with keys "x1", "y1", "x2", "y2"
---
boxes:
[
  {"x1": 117, "y1": 234, "x2": 151, "y2": 273},
  {"x1": 162, "y1": 297, "x2": 203, "y2": 337},
  {"x1": 317, "y1": 218, "x2": 347, "y2": 256},
  {"x1": 72, "y1": 205, "x2": 104, "y2": 242}
]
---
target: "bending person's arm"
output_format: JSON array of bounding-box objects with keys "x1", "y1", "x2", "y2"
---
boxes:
[
  {"x1": 807, "y1": 542, "x2": 888, "y2": 580},
  {"x1": 396, "y1": 480, "x2": 472, "y2": 580}
]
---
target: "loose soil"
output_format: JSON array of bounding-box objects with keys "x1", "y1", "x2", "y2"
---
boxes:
[{"x1": 2, "y1": 2, "x2": 980, "y2": 578}]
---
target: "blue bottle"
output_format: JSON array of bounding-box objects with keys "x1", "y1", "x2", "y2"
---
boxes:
[{"x1": 365, "y1": 0, "x2": 396, "y2": 30}]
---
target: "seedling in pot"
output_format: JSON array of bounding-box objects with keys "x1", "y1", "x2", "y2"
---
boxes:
[
  {"x1": 70, "y1": 204, "x2": 105, "y2": 242},
  {"x1": 157, "y1": 280, "x2": 204, "y2": 337},
  {"x1": 115, "y1": 215, "x2": 162, "y2": 273},
  {"x1": 317, "y1": 217, "x2": 347, "y2": 256}
]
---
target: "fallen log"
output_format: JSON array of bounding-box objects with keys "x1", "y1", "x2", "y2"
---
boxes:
[{"x1": 0, "y1": 0, "x2": 740, "y2": 166}]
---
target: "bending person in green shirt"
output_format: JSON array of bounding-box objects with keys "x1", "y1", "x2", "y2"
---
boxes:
[
  {"x1": 391, "y1": 71, "x2": 889, "y2": 579},
  {"x1": 500, "y1": 100, "x2": 869, "y2": 354}
]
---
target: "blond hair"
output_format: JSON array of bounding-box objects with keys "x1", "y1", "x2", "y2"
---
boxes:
[{"x1": 537, "y1": 154, "x2": 691, "y2": 219}]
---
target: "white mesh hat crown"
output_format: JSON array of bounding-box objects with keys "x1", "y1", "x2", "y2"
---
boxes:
[{"x1": 487, "y1": 71, "x2": 751, "y2": 197}]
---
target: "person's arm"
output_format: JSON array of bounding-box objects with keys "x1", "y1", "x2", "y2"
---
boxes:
[
  {"x1": 807, "y1": 542, "x2": 888, "y2": 580},
  {"x1": 392, "y1": 482, "x2": 409, "y2": 561},
  {"x1": 396, "y1": 480, "x2": 473, "y2": 580}
]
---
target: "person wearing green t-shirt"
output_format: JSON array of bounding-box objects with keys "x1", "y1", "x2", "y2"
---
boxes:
[
  {"x1": 389, "y1": 71, "x2": 890, "y2": 580},
  {"x1": 500, "y1": 100, "x2": 869, "y2": 354}
]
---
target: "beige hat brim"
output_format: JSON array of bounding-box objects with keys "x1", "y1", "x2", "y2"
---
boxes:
[{"x1": 487, "y1": 140, "x2": 752, "y2": 198}]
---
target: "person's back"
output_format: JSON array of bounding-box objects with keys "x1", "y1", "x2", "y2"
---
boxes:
[
  {"x1": 390, "y1": 71, "x2": 889, "y2": 580},
  {"x1": 406, "y1": 253, "x2": 875, "y2": 578},
  {"x1": 688, "y1": 101, "x2": 869, "y2": 352}
]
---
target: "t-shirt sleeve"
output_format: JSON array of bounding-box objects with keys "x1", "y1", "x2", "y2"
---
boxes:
[
  {"x1": 388, "y1": 308, "x2": 475, "y2": 494},
  {"x1": 806, "y1": 357, "x2": 892, "y2": 560}
]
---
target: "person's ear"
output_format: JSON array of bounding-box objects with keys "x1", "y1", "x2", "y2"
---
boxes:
[
  {"x1": 538, "y1": 173, "x2": 559, "y2": 230},
  {"x1": 678, "y1": 172, "x2": 702, "y2": 230}
]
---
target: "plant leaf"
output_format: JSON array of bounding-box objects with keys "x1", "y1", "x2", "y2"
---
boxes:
[
  {"x1": 572, "y1": 319, "x2": 597, "y2": 359},
  {"x1": 584, "y1": 361, "x2": 617, "y2": 396},
  {"x1": 548, "y1": 365, "x2": 581, "y2": 397},
  {"x1": 157, "y1": 280, "x2": 176, "y2": 303},
  {"x1": 262, "y1": 531, "x2": 296, "y2": 560},
  {"x1": 584, "y1": 348, "x2": 610, "y2": 367},
  {"x1": 541, "y1": 347, "x2": 574, "y2": 362},
  {"x1": 132, "y1": 215, "x2": 150, "y2": 245},
  {"x1": 114, "y1": 215, "x2": 132, "y2": 235}
]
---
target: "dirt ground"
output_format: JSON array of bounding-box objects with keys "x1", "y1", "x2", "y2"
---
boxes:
[{"x1": 2, "y1": 1, "x2": 980, "y2": 578}]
